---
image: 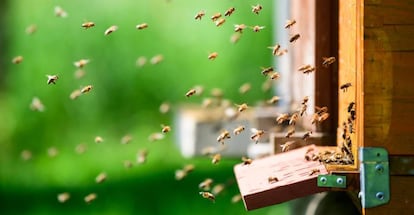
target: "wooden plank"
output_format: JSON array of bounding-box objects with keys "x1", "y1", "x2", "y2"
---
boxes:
[
  {"x1": 365, "y1": 26, "x2": 414, "y2": 51},
  {"x1": 365, "y1": 1, "x2": 414, "y2": 27}
]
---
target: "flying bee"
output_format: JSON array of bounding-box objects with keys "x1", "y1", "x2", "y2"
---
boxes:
[
  {"x1": 322, "y1": 56, "x2": 336, "y2": 67},
  {"x1": 250, "y1": 128, "x2": 265, "y2": 144},
  {"x1": 199, "y1": 191, "x2": 215, "y2": 202},
  {"x1": 57, "y1": 192, "x2": 70, "y2": 203},
  {"x1": 289, "y1": 112, "x2": 299, "y2": 125},
  {"x1": 30, "y1": 97, "x2": 45, "y2": 112},
  {"x1": 230, "y1": 33, "x2": 241, "y2": 44},
  {"x1": 70, "y1": 89, "x2": 81, "y2": 100},
  {"x1": 175, "y1": 169, "x2": 187, "y2": 181},
  {"x1": 315, "y1": 106, "x2": 329, "y2": 114},
  {"x1": 318, "y1": 112, "x2": 330, "y2": 122},
  {"x1": 211, "y1": 13, "x2": 222, "y2": 21},
  {"x1": 236, "y1": 103, "x2": 248, "y2": 112},
  {"x1": 275, "y1": 49, "x2": 288, "y2": 56},
  {"x1": 47, "y1": 147, "x2": 59, "y2": 157},
  {"x1": 261, "y1": 66, "x2": 274, "y2": 76},
  {"x1": 12, "y1": 55, "x2": 23, "y2": 64},
  {"x1": 217, "y1": 130, "x2": 231, "y2": 144},
  {"x1": 268, "y1": 44, "x2": 281, "y2": 56},
  {"x1": 268, "y1": 176, "x2": 279, "y2": 183},
  {"x1": 276, "y1": 113, "x2": 289, "y2": 124},
  {"x1": 94, "y1": 136, "x2": 103, "y2": 143},
  {"x1": 311, "y1": 113, "x2": 319, "y2": 124},
  {"x1": 26, "y1": 24, "x2": 37, "y2": 35},
  {"x1": 309, "y1": 168, "x2": 320, "y2": 176},
  {"x1": 148, "y1": 132, "x2": 165, "y2": 141},
  {"x1": 210, "y1": 88, "x2": 223, "y2": 98},
  {"x1": 186, "y1": 89, "x2": 196, "y2": 97},
  {"x1": 285, "y1": 19, "x2": 296, "y2": 29},
  {"x1": 136, "y1": 23, "x2": 148, "y2": 30},
  {"x1": 124, "y1": 160, "x2": 133, "y2": 168},
  {"x1": 46, "y1": 75, "x2": 58, "y2": 85},
  {"x1": 233, "y1": 125, "x2": 245, "y2": 135},
  {"x1": 299, "y1": 104, "x2": 307, "y2": 116},
  {"x1": 121, "y1": 134, "x2": 132, "y2": 144},
  {"x1": 136, "y1": 56, "x2": 146, "y2": 67},
  {"x1": 289, "y1": 33, "x2": 301, "y2": 43},
  {"x1": 267, "y1": 96, "x2": 280, "y2": 104},
  {"x1": 54, "y1": 6, "x2": 68, "y2": 18},
  {"x1": 340, "y1": 82, "x2": 352, "y2": 92},
  {"x1": 252, "y1": 4, "x2": 263, "y2": 14},
  {"x1": 242, "y1": 156, "x2": 252, "y2": 165},
  {"x1": 225, "y1": 7, "x2": 235, "y2": 16},
  {"x1": 262, "y1": 79, "x2": 272, "y2": 92},
  {"x1": 303, "y1": 131, "x2": 313, "y2": 141},
  {"x1": 285, "y1": 127, "x2": 295, "y2": 138},
  {"x1": 208, "y1": 52, "x2": 218, "y2": 60},
  {"x1": 303, "y1": 66, "x2": 316, "y2": 74},
  {"x1": 212, "y1": 153, "x2": 221, "y2": 164},
  {"x1": 161, "y1": 124, "x2": 171, "y2": 133},
  {"x1": 201, "y1": 98, "x2": 213, "y2": 108},
  {"x1": 81, "y1": 85, "x2": 93, "y2": 94},
  {"x1": 150, "y1": 54, "x2": 163, "y2": 64},
  {"x1": 298, "y1": 64, "x2": 312, "y2": 72},
  {"x1": 84, "y1": 193, "x2": 97, "y2": 204},
  {"x1": 104, "y1": 25, "x2": 118, "y2": 35},
  {"x1": 136, "y1": 149, "x2": 148, "y2": 164},
  {"x1": 183, "y1": 164, "x2": 195, "y2": 173},
  {"x1": 199, "y1": 178, "x2": 214, "y2": 190},
  {"x1": 74, "y1": 69, "x2": 85, "y2": 79},
  {"x1": 270, "y1": 72, "x2": 280, "y2": 80},
  {"x1": 194, "y1": 10, "x2": 205, "y2": 20},
  {"x1": 21, "y1": 150, "x2": 32, "y2": 161},
  {"x1": 159, "y1": 102, "x2": 171, "y2": 114},
  {"x1": 74, "y1": 59, "x2": 90, "y2": 68},
  {"x1": 215, "y1": 18, "x2": 226, "y2": 27},
  {"x1": 239, "y1": 83, "x2": 251, "y2": 94},
  {"x1": 95, "y1": 172, "x2": 107, "y2": 184},
  {"x1": 302, "y1": 96, "x2": 309, "y2": 104},
  {"x1": 82, "y1": 21, "x2": 95, "y2": 29},
  {"x1": 212, "y1": 184, "x2": 225, "y2": 195},
  {"x1": 281, "y1": 140, "x2": 296, "y2": 152},
  {"x1": 252, "y1": 25, "x2": 265, "y2": 32},
  {"x1": 231, "y1": 194, "x2": 242, "y2": 203},
  {"x1": 234, "y1": 24, "x2": 246, "y2": 33}
]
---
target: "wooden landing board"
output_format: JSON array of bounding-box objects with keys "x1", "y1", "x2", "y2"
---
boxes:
[{"x1": 234, "y1": 145, "x2": 329, "y2": 210}]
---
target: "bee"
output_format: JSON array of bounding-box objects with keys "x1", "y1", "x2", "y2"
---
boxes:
[
  {"x1": 183, "y1": 164, "x2": 195, "y2": 173},
  {"x1": 12, "y1": 55, "x2": 23, "y2": 64},
  {"x1": 270, "y1": 72, "x2": 280, "y2": 80},
  {"x1": 47, "y1": 147, "x2": 59, "y2": 157},
  {"x1": 54, "y1": 6, "x2": 68, "y2": 18},
  {"x1": 340, "y1": 82, "x2": 352, "y2": 92},
  {"x1": 82, "y1": 21, "x2": 95, "y2": 29},
  {"x1": 234, "y1": 24, "x2": 246, "y2": 33},
  {"x1": 25, "y1": 24, "x2": 37, "y2": 35},
  {"x1": 252, "y1": 4, "x2": 263, "y2": 14},
  {"x1": 70, "y1": 89, "x2": 81, "y2": 100},
  {"x1": 81, "y1": 85, "x2": 93, "y2": 94},
  {"x1": 236, "y1": 103, "x2": 248, "y2": 112},
  {"x1": 230, "y1": 33, "x2": 241, "y2": 44},
  {"x1": 267, "y1": 96, "x2": 280, "y2": 104},
  {"x1": 121, "y1": 134, "x2": 132, "y2": 144},
  {"x1": 84, "y1": 193, "x2": 97, "y2": 204},
  {"x1": 289, "y1": 112, "x2": 299, "y2": 125},
  {"x1": 318, "y1": 112, "x2": 330, "y2": 122},
  {"x1": 186, "y1": 88, "x2": 196, "y2": 97},
  {"x1": 21, "y1": 150, "x2": 32, "y2": 161},
  {"x1": 57, "y1": 192, "x2": 70, "y2": 203},
  {"x1": 315, "y1": 106, "x2": 329, "y2": 114},
  {"x1": 46, "y1": 75, "x2": 58, "y2": 85},
  {"x1": 275, "y1": 49, "x2": 288, "y2": 56},
  {"x1": 285, "y1": 19, "x2": 296, "y2": 29},
  {"x1": 309, "y1": 168, "x2": 320, "y2": 176},
  {"x1": 30, "y1": 97, "x2": 45, "y2": 112},
  {"x1": 211, "y1": 13, "x2": 222, "y2": 21},
  {"x1": 233, "y1": 125, "x2": 245, "y2": 135},
  {"x1": 175, "y1": 169, "x2": 187, "y2": 181},
  {"x1": 212, "y1": 153, "x2": 221, "y2": 164},
  {"x1": 161, "y1": 124, "x2": 171, "y2": 133},
  {"x1": 137, "y1": 149, "x2": 148, "y2": 164},
  {"x1": 124, "y1": 160, "x2": 133, "y2": 168},
  {"x1": 303, "y1": 131, "x2": 313, "y2": 141},
  {"x1": 199, "y1": 178, "x2": 214, "y2": 190},
  {"x1": 74, "y1": 69, "x2": 85, "y2": 79},
  {"x1": 347, "y1": 102, "x2": 355, "y2": 113},
  {"x1": 268, "y1": 176, "x2": 279, "y2": 183},
  {"x1": 262, "y1": 79, "x2": 272, "y2": 92},
  {"x1": 74, "y1": 59, "x2": 90, "y2": 68},
  {"x1": 252, "y1": 25, "x2": 265, "y2": 32},
  {"x1": 239, "y1": 83, "x2": 251, "y2": 94},
  {"x1": 215, "y1": 18, "x2": 226, "y2": 27},
  {"x1": 250, "y1": 128, "x2": 265, "y2": 144},
  {"x1": 95, "y1": 172, "x2": 107, "y2": 184},
  {"x1": 242, "y1": 156, "x2": 252, "y2": 165},
  {"x1": 199, "y1": 191, "x2": 215, "y2": 202},
  {"x1": 299, "y1": 104, "x2": 307, "y2": 116},
  {"x1": 268, "y1": 44, "x2": 281, "y2": 56},
  {"x1": 148, "y1": 132, "x2": 165, "y2": 141},
  {"x1": 298, "y1": 64, "x2": 312, "y2": 72},
  {"x1": 289, "y1": 33, "x2": 301, "y2": 43},
  {"x1": 231, "y1": 194, "x2": 242, "y2": 203},
  {"x1": 136, "y1": 23, "x2": 148, "y2": 30},
  {"x1": 159, "y1": 102, "x2": 170, "y2": 114},
  {"x1": 311, "y1": 113, "x2": 319, "y2": 124},
  {"x1": 201, "y1": 98, "x2": 213, "y2": 108},
  {"x1": 217, "y1": 130, "x2": 231, "y2": 144},
  {"x1": 261, "y1": 66, "x2": 274, "y2": 76},
  {"x1": 150, "y1": 54, "x2": 163, "y2": 64},
  {"x1": 208, "y1": 52, "x2": 218, "y2": 60},
  {"x1": 194, "y1": 10, "x2": 205, "y2": 20},
  {"x1": 285, "y1": 127, "x2": 295, "y2": 138},
  {"x1": 75, "y1": 143, "x2": 87, "y2": 154},
  {"x1": 104, "y1": 25, "x2": 118, "y2": 35},
  {"x1": 212, "y1": 184, "x2": 225, "y2": 195},
  {"x1": 322, "y1": 57, "x2": 336, "y2": 67},
  {"x1": 225, "y1": 7, "x2": 235, "y2": 16},
  {"x1": 276, "y1": 113, "x2": 290, "y2": 124},
  {"x1": 281, "y1": 141, "x2": 295, "y2": 152},
  {"x1": 302, "y1": 96, "x2": 309, "y2": 104}
]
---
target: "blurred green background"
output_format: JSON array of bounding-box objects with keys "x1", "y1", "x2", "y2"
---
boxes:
[{"x1": 0, "y1": 0, "x2": 289, "y2": 214}]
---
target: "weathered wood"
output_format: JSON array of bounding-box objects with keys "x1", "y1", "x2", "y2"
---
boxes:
[
  {"x1": 364, "y1": 26, "x2": 414, "y2": 51},
  {"x1": 365, "y1": 0, "x2": 414, "y2": 27}
]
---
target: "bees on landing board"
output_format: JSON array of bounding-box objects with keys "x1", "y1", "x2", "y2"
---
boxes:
[
  {"x1": 199, "y1": 191, "x2": 215, "y2": 202},
  {"x1": 281, "y1": 141, "x2": 296, "y2": 152},
  {"x1": 104, "y1": 25, "x2": 118, "y2": 35},
  {"x1": 303, "y1": 131, "x2": 313, "y2": 141},
  {"x1": 340, "y1": 82, "x2": 352, "y2": 92},
  {"x1": 159, "y1": 102, "x2": 171, "y2": 114},
  {"x1": 74, "y1": 59, "x2": 90, "y2": 68},
  {"x1": 289, "y1": 33, "x2": 301, "y2": 43},
  {"x1": 268, "y1": 176, "x2": 279, "y2": 183},
  {"x1": 239, "y1": 83, "x2": 251, "y2": 94},
  {"x1": 186, "y1": 89, "x2": 196, "y2": 97},
  {"x1": 212, "y1": 153, "x2": 221, "y2": 164},
  {"x1": 261, "y1": 66, "x2": 274, "y2": 76},
  {"x1": 285, "y1": 19, "x2": 296, "y2": 29},
  {"x1": 252, "y1": 25, "x2": 265, "y2": 32},
  {"x1": 57, "y1": 192, "x2": 70, "y2": 203},
  {"x1": 12, "y1": 55, "x2": 23, "y2": 64},
  {"x1": 121, "y1": 134, "x2": 132, "y2": 144},
  {"x1": 267, "y1": 96, "x2": 280, "y2": 104},
  {"x1": 289, "y1": 112, "x2": 299, "y2": 125},
  {"x1": 26, "y1": 24, "x2": 37, "y2": 35},
  {"x1": 46, "y1": 75, "x2": 58, "y2": 85},
  {"x1": 309, "y1": 168, "x2": 320, "y2": 176},
  {"x1": 95, "y1": 172, "x2": 107, "y2": 184},
  {"x1": 136, "y1": 23, "x2": 148, "y2": 30},
  {"x1": 84, "y1": 193, "x2": 97, "y2": 204},
  {"x1": 322, "y1": 57, "x2": 336, "y2": 67},
  {"x1": 285, "y1": 127, "x2": 295, "y2": 138},
  {"x1": 242, "y1": 156, "x2": 252, "y2": 165},
  {"x1": 194, "y1": 10, "x2": 205, "y2": 20},
  {"x1": 211, "y1": 13, "x2": 222, "y2": 21},
  {"x1": 276, "y1": 113, "x2": 289, "y2": 124},
  {"x1": 94, "y1": 136, "x2": 103, "y2": 143},
  {"x1": 233, "y1": 125, "x2": 245, "y2": 135},
  {"x1": 137, "y1": 149, "x2": 148, "y2": 164},
  {"x1": 236, "y1": 103, "x2": 248, "y2": 112},
  {"x1": 199, "y1": 178, "x2": 214, "y2": 190},
  {"x1": 82, "y1": 21, "x2": 95, "y2": 29},
  {"x1": 234, "y1": 24, "x2": 246, "y2": 33},
  {"x1": 161, "y1": 124, "x2": 171, "y2": 133},
  {"x1": 70, "y1": 89, "x2": 81, "y2": 100},
  {"x1": 215, "y1": 18, "x2": 226, "y2": 27},
  {"x1": 217, "y1": 130, "x2": 231, "y2": 144},
  {"x1": 252, "y1": 4, "x2": 263, "y2": 14},
  {"x1": 150, "y1": 54, "x2": 163, "y2": 64},
  {"x1": 208, "y1": 52, "x2": 218, "y2": 60},
  {"x1": 30, "y1": 97, "x2": 45, "y2": 112},
  {"x1": 81, "y1": 85, "x2": 93, "y2": 94},
  {"x1": 270, "y1": 72, "x2": 280, "y2": 80},
  {"x1": 298, "y1": 64, "x2": 315, "y2": 74},
  {"x1": 54, "y1": 6, "x2": 68, "y2": 18},
  {"x1": 250, "y1": 128, "x2": 265, "y2": 144},
  {"x1": 224, "y1": 7, "x2": 235, "y2": 16}
]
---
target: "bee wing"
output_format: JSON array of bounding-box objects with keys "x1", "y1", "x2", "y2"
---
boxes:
[{"x1": 250, "y1": 128, "x2": 259, "y2": 133}]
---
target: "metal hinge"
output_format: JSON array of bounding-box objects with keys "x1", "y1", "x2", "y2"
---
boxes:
[{"x1": 359, "y1": 147, "x2": 390, "y2": 208}]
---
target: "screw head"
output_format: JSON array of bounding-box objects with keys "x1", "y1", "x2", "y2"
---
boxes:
[
  {"x1": 336, "y1": 177, "x2": 344, "y2": 185},
  {"x1": 320, "y1": 177, "x2": 327, "y2": 184},
  {"x1": 376, "y1": 192, "x2": 385, "y2": 200},
  {"x1": 375, "y1": 164, "x2": 384, "y2": 174}
]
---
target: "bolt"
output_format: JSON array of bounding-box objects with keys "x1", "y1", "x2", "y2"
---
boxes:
[
  {"x1": 375, "y1": 164, "x2": 384, "y2": 174},
  {"x1": 320, "y1": 177, "x2": 327, "y2": 184},
  {"x1": 376, "y1": 192, "x2": 385, "y2": 200},
  {"x1": 336, "y1": 177, "x2": 344, "y2": 185}
]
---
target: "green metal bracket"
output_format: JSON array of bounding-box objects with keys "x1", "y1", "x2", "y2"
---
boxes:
[
  {"x1": 359, "y1": 147, "x2": 390, "y2": 208},
  {"x1": 317, "y1": 174, "x2": 347, "y2": 188}
]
